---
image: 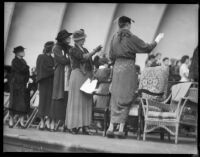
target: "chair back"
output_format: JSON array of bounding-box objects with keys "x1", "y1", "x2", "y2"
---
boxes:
[
  {"x1": 139, "y1": 66, "x2": 169, "y2": 101},
  {"x1": 93, "y1": 67, "x2": 112, "y2": 108},
  {"x1": 169, "y1": 82, "x2": 196, "y2": 113}
]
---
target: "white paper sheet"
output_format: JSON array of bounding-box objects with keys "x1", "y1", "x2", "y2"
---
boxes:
[{"x1": 80, "y1": 78, "x2": 98, "y2": 94}]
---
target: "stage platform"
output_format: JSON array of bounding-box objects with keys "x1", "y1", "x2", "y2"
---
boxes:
[{"x1": 3, "y1": 126, "x2": 197, "y2": 153}]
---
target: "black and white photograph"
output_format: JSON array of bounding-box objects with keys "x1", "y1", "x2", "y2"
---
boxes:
[{"x1": 3, "y1": 2, "x2": 199, "y2": 154}]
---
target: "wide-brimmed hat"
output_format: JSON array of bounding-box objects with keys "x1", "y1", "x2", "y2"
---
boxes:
[
  {"x1": 73, "y1": 29, "x2": 87, "y2": 41},
  {"x1": 13, "y1": 46, "x2": 25, "y2": 54},
  {"x1": 56, "y1": 29, "x2": 72, "y2": 41}
]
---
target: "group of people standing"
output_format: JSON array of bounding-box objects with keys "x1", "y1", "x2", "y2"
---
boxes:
[
  {"x1": 36, "y1": 29, "x2": 103, "y2": 133},
  {"x1": 8, "y1": 15, "x2": 178, "y2": 138},
  {"x1": 8, "y1": 28, "x2": 102, "y2": 135}
]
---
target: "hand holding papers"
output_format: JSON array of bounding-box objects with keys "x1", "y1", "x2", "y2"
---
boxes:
[
  {"x1": 155, "y1": 33, "x2": 164, "y2": 43},
  {"x1": 80, "y1": 78, "x2": 98, "y2": 94}
]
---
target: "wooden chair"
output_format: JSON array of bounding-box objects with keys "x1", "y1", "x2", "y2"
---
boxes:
[
  {"x1": 92, "y1": 80, "x2": 111, "y2": 136},
  {"x1": 139, "y1": 82, "x2": 197, "y2": 144}
]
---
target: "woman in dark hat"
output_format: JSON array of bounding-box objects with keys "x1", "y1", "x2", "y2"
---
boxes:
[
  {"x1": 107, "y1": 16, "x2": 164, "y2": 138},
  {"x1": 65, "y1": 29, "x2": 102, "y2": 134},
  {"x1": 9, "y1": 46, "x2": 30, "y2": 128},
  {"x1": 36, "y1": 41, "x2": 55, "y2": 130},
  {"x1": 49, "y1": 29, "x2": 72, "y2": 131}
]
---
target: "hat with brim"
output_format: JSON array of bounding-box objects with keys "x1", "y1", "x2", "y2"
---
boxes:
[
  {"x1": 56, "y1": 29, "x2": 72, "y2": 41},
  {"x1": 73, "y1": 29, "x2": 87, "y2": 41},
  {"x1": 44, "y1": 41, "x2": 54, "y2": 49},
  {"x1": 13, "y1": 46, "x2": 26, "y2": 54},
  {"x1": 118, "y1": 16, "x2": 135, "y2": 24}
]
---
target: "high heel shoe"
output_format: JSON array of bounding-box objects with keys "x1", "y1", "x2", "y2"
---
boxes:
[
  {"x1": 106, "y1": 130, "x2": 115, "y2": 138},
  {"x1": 44, "y1": 122, "x2": 50, "y2": 131},
  {"x1": 18, "y1": 122, "x2": 26, "y2": 129},
  {"x1": 117, "y1": 131, "x2": 126, "y2": 139},
  {"x1": 70, "y1": 128, "x2": 80, "y2": 134},
  {"x1": 8, "y1": 117, "x2": 14, "y2": 128},
  {"x1": 82, "y1": 127, "x2": 90, "y2": 135},
  {"x1": 8, "y1": 121, "x2": 14, "y2": 128},
  {"x1": 8, "y1": 123, "x2": 14, "y2": 128}
]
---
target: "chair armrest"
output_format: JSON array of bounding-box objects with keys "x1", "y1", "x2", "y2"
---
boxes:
[
  {"x1": 93, "y1": 92, "x2": 111, "y2": 97},
  {"x1": 162, "y1": 93, "x2": 172, "y2": 104},
  {"x1": 98, "y1": 80, "x2": 112, "y2": 84},
  {"x1": 137, "y1": 89, "x2": 164, "y2": 97}
]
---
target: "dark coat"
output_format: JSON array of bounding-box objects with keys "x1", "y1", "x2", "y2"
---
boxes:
[
  {"x1": 36, "y1": 54, "x2": 54, "y2": 117},
  {"x1": 36, "y1": 54, "x2": 54, "y2": 83},
  {"x1": 9, "y1": 56, "x2": 30, "y2": 115},
  {"x1": 69, "y1": 44, "x2": 93, "y2": 72},
  {"x1": 52, "y1": 42, "x2": 71, "y2": 100},
  {"x1": 189, "y1": 46, "x2": 198, "y2": 81}
]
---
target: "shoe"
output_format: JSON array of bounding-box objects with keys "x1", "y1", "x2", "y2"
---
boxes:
[
  {"x1": 49, "y1": 129, "x2": 55, "y2": 132},
  {"x1": 82, "y1": 126, "x2": 91, "y2": 135},
  {"x1": 39, "y1": 126, "x2": 45, "y2": 131},
  {"x1": 117, "y1": 131, "x2": 126, "y2": 139},
  {"x1": 62, "y1": 126, "x2": 68, "y2": 132},
  {"x1": 106, "y1": 130, "x2": 115, "y2": 138},
  {"x1": 18, "y1": 122, "x2": 26, "y2": 129},
  {"x1": 70, "y1": 128, "x2": 79, "y2": 134},
  {"x1": 9, "y1": 117, "x2": 14, "y2": 128},
  {"x1": 44, "y1": 123, "x2": 50, "y2": 131},
  {"x1": 9, "y1": 124, "x2": 14, "y2": 128},
  {"x1": 8, "y1": 121, "x2": 14, "y2": 128}
]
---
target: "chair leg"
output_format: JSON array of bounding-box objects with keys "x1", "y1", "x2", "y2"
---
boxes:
[
  {"x1": 14, "y1": 118, "x2": 20, "y2": 128},
  {"x1": 168, "y1": 132, "x2": 171, "y2": 141},
  {"x1": 143, "y1": 124, "x2": 147, "y2": 141},
  {"x1": 124, "y1": 123, "x2": 128, "y2": 136},
  {"x1": 160, "y1": 128, "x2": 164, "y2": 140},
  {"x1": 175, "y1": 124, "x2": 179, "y2": 144},
  {"x1": 103, "y1": 112, "x2": 107, "y2": 137},
  {"x1": 55, "y1": 120, "x2": 61, "y2": 131}
]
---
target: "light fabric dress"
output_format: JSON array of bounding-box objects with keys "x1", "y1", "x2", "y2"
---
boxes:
[{"x1": 65, "y1": 44, "x2": 93, "y2": 129}]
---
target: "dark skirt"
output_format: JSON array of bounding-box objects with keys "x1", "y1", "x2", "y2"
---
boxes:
[
  {"x1": 65, "y1": 69, "x2": 93, "y2": 129},
  {"x1": 37, "y1": 77, "x2": 53, "y2": 118},
  {"x1": 9, "y1": 82, "x2": 30, "y2": 116},
  {"x1": 49, "y1": 92, "x2": 68, "y2": 121},
  {"x1": 110, "y1": 59, "x2": 138, "y2": 124}
]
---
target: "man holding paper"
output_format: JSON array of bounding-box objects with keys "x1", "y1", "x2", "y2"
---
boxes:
[{"x1": 107, "y1": 16, "x2": 164, "y2": 138}]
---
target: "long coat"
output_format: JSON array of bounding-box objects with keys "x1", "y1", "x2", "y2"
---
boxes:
[
  {"x1": 9, "y1": 56, "x2": 30, "y2": 115},
  {"x1": 52, "y1": 43, "x2": 71, "y2": 100},
  {"x1": 109, "y1": 29, "x2": 157, "y2": 123},
  {"x1": 36, "y1": 54, "x2": 54, "y2": 117}
]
